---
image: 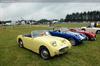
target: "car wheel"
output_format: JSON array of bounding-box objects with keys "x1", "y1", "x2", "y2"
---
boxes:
[
  {"x1": 96, "y1": 30, "x2": 100, "y2": 34},
  {"x1": 18, "y1": 39, "x2": 24, "y2": 48},
  {"x1": 81, "y1": 29, "x2": 86, "y2": 31},
  {"x1": 69, "y1": 38, "x2": 76, "y2": 46},
  {"x1": 40, "y1": 47, "x2": 50, "y2": 60},
  {"x1": 86, "y1": 36, "x2": 89, "y2": 40},
  {"x1": 90, "y1": 38, "x2": 96, "y2": 41}
]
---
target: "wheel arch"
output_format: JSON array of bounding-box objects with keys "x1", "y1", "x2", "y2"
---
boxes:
[
  {"x1": 68, "y1": 36, "x2": 78, "y2": 45},
  {"x1": 18, "y1": 38, "x2": 22, "y2": 42},
  {"x1": 39, "y1": 45, "x2": 54, "y2": 57},
  {"x1": 17, "y1": 35, "x2": 23, "y2": 42},
  {"x1": 39, "y1": 45, "x2": 48, "y2": 53},
  {"x1": 81, "y1": 28, "x2": 86, "y2": 31},
  {"x1": 68, "y1": 35, "x2": 78, "y2": 41},
  {"x1": 96, "y1": 30, "x2": 100, "y2": 34}
]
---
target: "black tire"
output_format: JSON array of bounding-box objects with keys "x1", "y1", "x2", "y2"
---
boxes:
[
  {"x1": 90, "y1": 38, "x2": 96, "y2": 41},
  {"x1": 96, "y1": 30, "x2": 100, "y2": 34},
  {"x1": 39, "y1": 47, "x2": 50, "y2": 60},
  {"x1": 86, "y1": 36, "x2": 89, "y2": 40},
  {"x1": 18, "y1": 39, "x2": 24, "y2": 48},
  {"x1": 69, "y1": 38, "x2": 76, "y2": 46},
  {"x1": 81, "y1": 29, "x2": 86, "y2": 31}
]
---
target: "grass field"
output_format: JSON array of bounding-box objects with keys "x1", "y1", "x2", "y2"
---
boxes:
[{"x1": 0, "y1": 23, "x2": 100, "y2": 66}]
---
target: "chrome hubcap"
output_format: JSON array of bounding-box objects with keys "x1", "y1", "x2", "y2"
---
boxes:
[
  {"x1": 19, "y1": 41, "x2": 23, "y2": 47},
  {"x1": 41, "y1": 50, "x2": 49, "y2": 59},
  {"x1": 98, "y1": 31, "x2": 100, "y2": 34}
]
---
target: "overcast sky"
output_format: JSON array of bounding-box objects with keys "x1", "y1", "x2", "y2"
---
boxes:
[{"x1": 0, "y1": 3, "x2": 100, "y2": 21}]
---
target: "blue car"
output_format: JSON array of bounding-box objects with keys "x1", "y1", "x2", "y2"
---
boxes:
[{"x1": 49, "y1": 30, "x2": 86, "y2": 46}]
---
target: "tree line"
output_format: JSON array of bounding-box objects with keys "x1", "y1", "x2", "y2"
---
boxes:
[{"x1": 65, "y1": 11, "x2": 100, "y2": 22}]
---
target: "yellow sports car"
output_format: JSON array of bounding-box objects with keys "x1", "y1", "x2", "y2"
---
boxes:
[{"x1": 17, "y1": 30, "x2": 71, "y2": 59}]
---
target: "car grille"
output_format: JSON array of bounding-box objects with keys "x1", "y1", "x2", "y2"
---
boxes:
[{"x1": 59, "y1": 47, "x2": 68, "y2": 53}]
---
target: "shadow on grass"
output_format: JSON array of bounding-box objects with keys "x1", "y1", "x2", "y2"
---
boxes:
[
  {"x1": 18, "y1": 46, "x2": 71, "y2": 61},
  {"x1": 17, "y1": 41, "x2": 89, "y2": 61}
]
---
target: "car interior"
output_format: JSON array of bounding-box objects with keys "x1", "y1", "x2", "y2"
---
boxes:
[{"x1": 24, "y1": 34, "x2": 32, "y2": 37}]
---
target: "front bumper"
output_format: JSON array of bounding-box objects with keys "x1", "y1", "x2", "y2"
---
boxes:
[
  {"x1": 59, "y1": 46, "x2": 68, "y2": 54},
  {"x1": 54, "y1": 46, "x2": 69, "y2": 55}
]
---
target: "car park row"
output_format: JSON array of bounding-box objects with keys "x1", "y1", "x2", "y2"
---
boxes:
[{"x1": 17, "y1": 27, "x2": 99, "y2": 60}]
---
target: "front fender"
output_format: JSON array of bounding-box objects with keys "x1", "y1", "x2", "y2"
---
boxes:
[
  {"x1": 37, "y1": 41, "x2": 57, "y2": 57},
  {"x1": 17, "y1": 35, "x2": 23, "y2": 43}
]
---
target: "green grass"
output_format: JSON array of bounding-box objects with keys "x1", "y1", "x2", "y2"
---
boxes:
[
  {"x1": 0, "y1": 23, "x2": 100, "y2": 66},
  {"x1": 55, "y1": 22, "x2": 89, "y2": 28}
]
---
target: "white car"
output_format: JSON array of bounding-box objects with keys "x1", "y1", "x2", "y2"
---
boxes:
[{"x1": 81, "y1": 27, "x2": 100, "y2": 34}]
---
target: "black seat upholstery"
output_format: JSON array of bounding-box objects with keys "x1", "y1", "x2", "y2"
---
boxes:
[{"x1": 24, "y1": 34, "x2": 32, "y2": 37}]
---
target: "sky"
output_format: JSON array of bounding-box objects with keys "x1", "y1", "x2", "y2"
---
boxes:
[{"x1": 0, "y1": 3, "x2": 100, "y2": 21}]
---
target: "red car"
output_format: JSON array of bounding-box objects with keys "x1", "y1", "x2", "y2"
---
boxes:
[{"x1": 69, "y1": 28, "x2": 96, "y2": 41}]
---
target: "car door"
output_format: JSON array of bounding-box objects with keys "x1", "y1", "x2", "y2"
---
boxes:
[
  {"x1": 86, "y1": 28, "x2": 96, "y2": 33},
  {"x1": 30, "y1": 38, "x2": 42, "y2": 53},
  {"x1": 50, "y1": 31, "x2": 62, "y2": 37},
  {"x1": 23, "y1": 37, "x2": 41, "y2": 53},
  {"x1": 22, "y1": 37, "x2": 34, "y2": 50}
]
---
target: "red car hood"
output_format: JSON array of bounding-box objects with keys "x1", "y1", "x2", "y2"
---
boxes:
[{"x1": 78, "y1": 31, "x2": 96, "y2": 38}]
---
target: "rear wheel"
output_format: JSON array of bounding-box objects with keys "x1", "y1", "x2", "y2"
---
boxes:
[
  {"x1": 96, "y1": 30, "x2": 100, "y2": 34},
  {"x1": 86, "y1": 36, "x2": 89, "y2": 40},
  {"x1": 69, "y1": 38, "x2": 76, "y2": 46},
  {"x1": 18, "y1": 39, "x2": 24, "y2": 48},
  {"x1": 40, "y1": 47, "x2": 50, "y2": 60}
]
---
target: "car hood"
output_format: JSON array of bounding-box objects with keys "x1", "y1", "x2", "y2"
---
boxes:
[
  {"x1": 35, "y1": 36, "x2": 71, "y2": 48},
  {"x1": 66, "y1": 31, "x2": 80, "y2": 35},
  {"x1": 66, "y1": 31, "x2": 86, "y2": 40}
]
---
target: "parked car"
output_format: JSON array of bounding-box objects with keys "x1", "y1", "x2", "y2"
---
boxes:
[
  {"x1": 17, "y1": 30, "x2": 71, "y2": 60},
  {"x1": 48, "y1": 28, "x2": 86, "y2": 46},
  {"x1": 81, "y1": 27, "x2": 100, "y2": 34},
  {"x1": 69, "y1": 28, "x2": 96, "y2": 41}
]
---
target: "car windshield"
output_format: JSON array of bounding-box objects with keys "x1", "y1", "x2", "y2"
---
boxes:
[
  {"x1": 31, "y1": 30, "x2": 51, "y2": 38},
  {"x1": 31, "y1": 31, "x2": 40, "y2": 38},
  {"x1": 53, "y1": 27, "x2": 69, "y2": 33},
  {"x1": 60, "y1": 28, "x2": 69, "y2": 32}
]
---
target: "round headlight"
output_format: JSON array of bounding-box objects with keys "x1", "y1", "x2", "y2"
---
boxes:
[{"x1": 51, "y1": 41, "x2": 57, "y2": 46}]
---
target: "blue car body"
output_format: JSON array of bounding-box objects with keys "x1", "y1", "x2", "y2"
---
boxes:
[{"x1": 49, "y1": 31, "x2": 86, "y2": 45}]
